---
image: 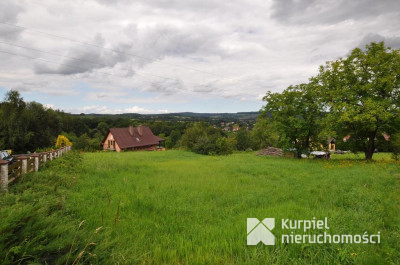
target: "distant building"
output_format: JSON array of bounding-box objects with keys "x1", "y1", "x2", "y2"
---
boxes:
[
  {"x1": 383, "y1": 133, "x2": 390, "y2": 141},
  {"x1": 328, "y1": 138, "x2": 336, "y2": 151},
  {"x1": 102, "y1": 126, "x2": 165, "y2": 152}
]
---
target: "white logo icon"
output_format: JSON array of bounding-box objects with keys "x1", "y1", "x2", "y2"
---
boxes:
[{"x1": 247, "y1": 218, "x2": 275, "y2": 245}]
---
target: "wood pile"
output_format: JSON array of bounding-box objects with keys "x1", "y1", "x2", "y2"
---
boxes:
[{"x1": 256, "y1": 147, "x2": 283, "y2": 156}]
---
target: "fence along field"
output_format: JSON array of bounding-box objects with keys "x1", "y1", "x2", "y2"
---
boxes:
[{"x1": 0, "y1": 146, "x2": 71, "y2": 192}]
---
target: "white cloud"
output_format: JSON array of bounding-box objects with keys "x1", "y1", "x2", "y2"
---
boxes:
[
  {"x1": 124, "y1": 106, "x2": 169, "y2": 114},
  {"x1": 43, "y1": 103, "x2": 55, "y2": 110},
  {"x1": 66, "y1": 105, "x2": 170, "y2": 114}
]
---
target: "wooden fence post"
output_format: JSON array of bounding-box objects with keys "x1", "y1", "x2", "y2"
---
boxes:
[
  {"x1": 43, "y1": 152, "x2": 47, "y2": 163},
  {"x1": 18, "y1": 156, "x2": 28, "y2": 175},
  {"x1": 50, "y1": 151, "x2": 53, "y2": 160},
  {"x1": 0, "y1": 160, "x2": 8, "y2": 192},
  {"x1": 31, "y1": 154, "x2": 39, "y2": 172}
]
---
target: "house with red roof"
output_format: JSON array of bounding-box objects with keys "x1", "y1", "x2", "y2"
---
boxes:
[{"x1": 102, "y1": 126, "x2": 165, "y2": 152}]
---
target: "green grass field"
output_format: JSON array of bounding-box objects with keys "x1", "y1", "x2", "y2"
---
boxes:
[{"x1": 1, "y1": 151, "x2": 400, "y2": 264}]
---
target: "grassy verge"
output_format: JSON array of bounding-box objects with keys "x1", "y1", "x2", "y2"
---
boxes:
[{"x1": 0, "y1": 152, "x2": 102, "y2": 264}]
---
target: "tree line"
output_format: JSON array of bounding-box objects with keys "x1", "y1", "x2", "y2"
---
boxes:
[{"x1": 0, "y1": 91, "x2": 266, "y2": 154}]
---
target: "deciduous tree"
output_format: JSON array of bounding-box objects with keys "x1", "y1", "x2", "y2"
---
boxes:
[
  {"x1": 317, "y1": 42, "x2": 400, "y2": 159},
  {"x1": 262, "y1": 82, "x2": 325, "y2": 158}
]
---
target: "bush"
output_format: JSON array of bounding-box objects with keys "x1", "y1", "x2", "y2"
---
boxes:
[
  {"x1": 235, "y1": 128, "x2": 250, "y2": 151},
  {"x1": 391, "y1": 133, "x2": 400, "y2": 161},
  {"x1": 165, "y1": 130, "x2": 181, "y2": 149},
  {"x1": 55, "y1": 134, "x2": 72, "y2": 148},
  {"x1": 181, "y1": 122, "x2": 233, "y2": 155},
  {"x1": 216, "y1": 137, "x2": 233, "y2": 155},
  {"x1": 250, "y1": 117, "x2": 279, "y2": 150},
  {"x1": 192, "y1": 136, "x2": 215, "y2": 155},
  {"x1": 73, "y1": 134, "x2": 101, "y2": 152}
]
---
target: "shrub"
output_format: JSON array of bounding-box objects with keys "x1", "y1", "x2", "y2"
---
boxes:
[
  {"x1": 391, "y1": 133, "x2": 400, "y2": 161},
  {"x1": 181, "y1": 122, "x2": 233, "y2": 155},
  {"x1": 55, "y1": 134, "x2": 72, "y2": 148}
]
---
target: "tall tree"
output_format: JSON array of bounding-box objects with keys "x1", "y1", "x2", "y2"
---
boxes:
[
  {"x1": 317, "y1": 42, "x2": 400, "y2": 159},
  {"x1": 263, "y1": 82, "x2": 325, "y2": 158},
  {"x1": 235, "y1": 128, "x2": 250, "y2": 151},
  {"x1": 166, "y1": 130, "x2": 181, "y2": 149},
  {"x1": 0, "y1": 91, "x2": 29, "y2": 152},
  {"x1": 250, "y1": 116, "x2": 279, "y2": 150}
]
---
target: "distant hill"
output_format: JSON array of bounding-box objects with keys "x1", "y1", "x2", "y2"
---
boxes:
[{"x1": 81, "y1": 111, "x2": 260, "y2": 122}]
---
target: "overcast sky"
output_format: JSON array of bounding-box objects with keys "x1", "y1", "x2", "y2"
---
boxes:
[{"x1": 0, "y1": 0, "x2": 399, "y2": 114}]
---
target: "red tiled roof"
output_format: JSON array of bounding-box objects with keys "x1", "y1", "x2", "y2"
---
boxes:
[{"x1": 108, "y1": 126, "x2": 164, "y2": 149}]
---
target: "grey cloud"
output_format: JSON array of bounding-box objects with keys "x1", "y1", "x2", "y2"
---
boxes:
[
  {"x1": 10, "y1": 84, "x2": 36, "y2": 93},
  {"x1": 0, "y1": 26, "x2": 24, "y2": 40},
  {"x1": 143, "y1": 79, "x2": 184, "y2": 95},
  {"x1": 123, "y1": 24, "x2": 225, "y2": 62},
  {"x1": 8, "y1": 81, "x2": 78, "y2": 96},
  {"x1": 271, "y1": 0, "x2": 400, "y2": 25},
  {"x1": 0, "y1": 1, "x2": 24, "y2": 39},
  {"x1": 34, "y1": 35, "x2": 130, "y2": 75},
  {"x1": 0, "y1": 1, "x2": 24, "y2": 22},
  {"x1": 358, "y1": 33, "x2": 400, "y2": 49},
  {"x1": 35, "y1": 22, "x2": 225, "y2": 76},
  {"x1": 95, "y1": 0, "x2": 133, "y2": 5},
  {"x1": 192, "y1": 85, "x2": 215, "y2": 93},
  {"x1": 97, "y1": 0, "x2": 242, "y2": 13}
]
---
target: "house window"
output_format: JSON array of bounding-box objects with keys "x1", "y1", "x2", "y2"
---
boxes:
[{"x1": 108, "y1": 140, "x2": 116, "y2": 149}]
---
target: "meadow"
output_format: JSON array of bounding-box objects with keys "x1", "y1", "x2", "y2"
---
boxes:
[{"x1": 1, "y1": 151, "x2": 399, "y2": 264}]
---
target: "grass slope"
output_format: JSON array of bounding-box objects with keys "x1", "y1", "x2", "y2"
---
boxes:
[
  {"x1": 1, "y1": 151, "x2": 400, "y2": 264},
  {"x1": 73, "y1": 151, "x2": 399, "y2": 264}
]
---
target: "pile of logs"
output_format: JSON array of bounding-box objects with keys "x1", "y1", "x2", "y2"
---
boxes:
[{"x1": 256, "y1": 147, "x2": 283, "y2": 157}]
